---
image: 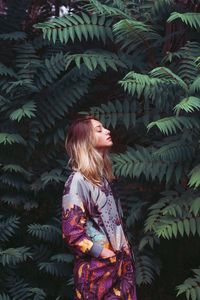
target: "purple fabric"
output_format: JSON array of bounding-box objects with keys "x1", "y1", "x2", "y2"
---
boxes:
[{"x1": 62, "y1": 171, "x2": 137, "y2": 299}]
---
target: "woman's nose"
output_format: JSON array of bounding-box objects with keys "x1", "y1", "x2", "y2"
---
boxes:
[{"x1": 105, "y1": 128, "x2": 110, "y2": 134}]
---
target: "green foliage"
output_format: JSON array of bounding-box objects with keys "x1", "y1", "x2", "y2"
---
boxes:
[
  {"x1": 176, "y1": 268, "x2": 200, "y2": 300},
  {"x1": 0, "y1": 247, "x2": 32, "y2": 266},
  {"x1": 34, "y1": 13, "x2": 113, "y2": 44},
  {"x1": 89, "y1": 98, "x2": 136, "y2": 129},
  {"x1": 1, "y1": 0, "x2": 200, "y2": 299},
  {"x1": 168, "y1": 12, "x2": 200, "y2": 30},
  {"x1": 65, "y1": 51, "x2": 126, "y2": 71}
]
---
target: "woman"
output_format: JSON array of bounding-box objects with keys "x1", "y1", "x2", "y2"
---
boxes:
[{"x1": 62, "y1": 115, "x2": 137, "y2": 300}]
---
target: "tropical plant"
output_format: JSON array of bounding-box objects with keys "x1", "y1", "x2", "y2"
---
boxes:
[{"x1": 0, "y1": 0, "x2": 200, "y2": 299}]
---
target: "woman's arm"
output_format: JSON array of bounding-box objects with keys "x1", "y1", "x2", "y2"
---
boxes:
[{"x1": 62, "y1": 178, "x2": 105, "y2": 258}]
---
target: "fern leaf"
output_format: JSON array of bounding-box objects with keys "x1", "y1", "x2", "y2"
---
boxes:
[
  {"x1": 188, "y1": 165, "x2": 200, "y2": 189},
  {"x1": 113, "y1": 19, "x2": 160, "y2": 54},
  {"x1": 89, "y1": 98, "x2": 136, "y2": 129},
  {"x1": 0, "y1": 294, "x2": 11, "y2": 300},
  {"x1": 190, "y1": 76, "x2": 200, "y2": 94},
  {"x1": 0, "y1": 32, "x2": 26, "y2": 40},
  {"x1": 50, "y1": 253, "x2": 74, "y2": 263},
  {"x1": 0, "y1": 63, "x2": 17, "y2": 78},
  {"x1": 189, "y1": 197, "x2": 200, "y2": 217},
  {"x1": 0, "y1": 133, "x2": 26, "y2": 145},
  {"x1": 176, "y1": 268, "x2": 200, "y2": 300},
  {"x1": 0, "y1": 247, "x2": 32, "y2": 266},
  {"x1": 147, "y1": 116, "x2": 200, "y2": 135},
  {"x1": 66, "y1": 51, "x2": 126, "y2": 72},
  {"x1": 174, "y1": 97, "x2": 200, "y2": 114},
  {"x1": 34, "y1": 13, "x2": 113, "y2": 44},
  {"x1": 28, "y1": 224, "x2": 61, "y2": 243},
  {"x1": 0, "y1": 215, "x2": 20, "y2": 242},
  {"x1": 38, "y1": 262, "x2": 68, "y2": 277},
  {"x1": 84, "y1": 0, "x2": 131, "y2": 18},
  {"x1": 136, "y1": 254, "x2": 160, "y2": 285},
  {"x1": 9, "y1": 101, "x2": 36, "y2": 122},
  {"x1": 168, "y1": 12, "x2": 200, "y2": 30}
]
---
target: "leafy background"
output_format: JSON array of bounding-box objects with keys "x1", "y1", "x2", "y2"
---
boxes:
[{"x1": 0, "y1": 0, "x2": 200, "y2": 299}]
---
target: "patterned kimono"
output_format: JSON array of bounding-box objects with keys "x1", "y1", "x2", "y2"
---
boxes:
[{"x1": 62, "y1": 171, "x2": 137, "y2": 300}]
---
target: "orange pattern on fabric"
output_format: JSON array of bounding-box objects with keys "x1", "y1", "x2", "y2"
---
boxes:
[
  {"x1": 75, "y1": 289, "x2": 81, "y2": 299},
  {"x1": 113, "y1": 287, "x2": 121, "y2": 296},
  {"x1": 78, "y1": 238, "x2": 93, "y2": 253}
]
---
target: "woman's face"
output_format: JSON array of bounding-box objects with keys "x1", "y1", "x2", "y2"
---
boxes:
[{"x1": 90, "y1": 119, "x2": 113, "y2": 150}]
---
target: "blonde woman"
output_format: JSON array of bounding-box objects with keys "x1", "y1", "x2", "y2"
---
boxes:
[{"x1": 62, "y1": 115, "x2": 137, "y2": 300}]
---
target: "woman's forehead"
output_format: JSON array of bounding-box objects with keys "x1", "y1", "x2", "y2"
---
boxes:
[{"x1": 90, "y1": 119, "x2": 102, "y2": 128}]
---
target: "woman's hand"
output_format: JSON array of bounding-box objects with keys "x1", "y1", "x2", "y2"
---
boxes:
[{"x1": 99, "y1": 247, "x2": 116, "y2": 258}]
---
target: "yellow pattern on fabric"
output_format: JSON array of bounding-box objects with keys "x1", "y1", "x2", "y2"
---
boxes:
[
  {"x1": 113, "y1": 288, "x2": 121, "y2": 296},
  {"x1": 75, "y1": 289, "x2": 81, "y2": 299},
  {"x1": 78, "y1": 239, "x2": 93, "y2": 253},
  {"x1": 78, "y1": 264, "x2": 84, "y2": 278}
]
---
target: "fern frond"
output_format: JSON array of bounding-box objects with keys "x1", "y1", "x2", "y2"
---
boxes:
[
  {"x1": 0, "y1": 247, "x2": 32, "y2": 266},
  {"x1": 153, "y1": 140, "x2": 195, "y2": 162},
  {"x1": 38, "y1": 262, "x2": 68, "y2": 277},
  {"x1": 111, "y1": 146, "x2": 183, "y2": 183},
  {"x1": 138, "y1": 234, "x2": 160, "y2": 251},
  {"x1": 147, "y1": 116, "x2": 200, "y2": 135},
  {"x1": 36, "y1": 52, "x2": 66, "y2": 88},
  {"x1": 0, "y1": 32, "x2": 26, "y2": 40},
  {"x1": 176, "y1": 268, "x2": 200, "y2": 300},
  {"x1": 189, "y1": 197, "x2": 200, "y2": 217},
  {"x1": 66, "y1": 51, "x2": 126, "y2": 72},
  {"x1": 34, "y1": 12, "x2": 113, "y2": 44},
  {"x1": 0, "y1": 63, "x2": 17, "y2": 78},
  {"x1": 154, "y1": 216, "x2": 200, "y2": 239},
  {"x1": 174, "y1": 96, "x2": 200, "y2": 114},
  {"x1": 0, "y1": 133, "x2": 26, "y2": 145},
  {"x1": 188, "y1": 165, "x2": 200, "y2": 189},
  {"x1": 0, "y1": 294, "x2": 11, "y2": 300},
  {"x1": 168, "y1": 12, "x2": 200, "y2": 30},
  {"x1": 113, "y1": 19, "x2": 160, "y2": 53},
  {"x1": 136, "y1": 254, "x2": 160, "y2": 285},
  {"x1": 0, "y1": 215, "x2": 20, "y2": 242},
  {"x1": 190, "y1": 76, "x2": 200, "y2": 94},
  {"x1": 9, "y1": 101, "x2": 37, "y2": 122},
  {"x1": 84, "y1": 0, "x2": 131, "y2": 18},
  {"x1": 28, "y1": 224, "x2": 61, "y2": 243},
  {"x1": 89, "y1": 98, "x2": 136, "y2": 129},
  {"x1": 119, "y1": 67, "x2": 187, "y2": 104},
  {"x1": 50, "y1": 253, "x2": 74, "y2": 263}
]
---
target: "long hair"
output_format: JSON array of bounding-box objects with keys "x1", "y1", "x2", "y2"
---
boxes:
[{"x1": 65, "y1": 115, "x2": 115, "y2": 186}]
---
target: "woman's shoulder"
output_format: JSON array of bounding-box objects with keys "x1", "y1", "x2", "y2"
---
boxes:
[{"x1": 65, "y1": 170, "x2": 88, "y2": 186}]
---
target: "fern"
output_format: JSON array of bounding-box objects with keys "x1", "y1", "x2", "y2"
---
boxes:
[
  {"x1": 168, "y1": 12, "x2": 200, "y2": 30},
  {"x1": 0, "y1": 133, "x2": 26, "y2": 145},
  {"x1": 176, "y1": 268, "x2": 200, "y2": 300},
  {"x1": 0, "y1": 215, "x2": 20, "y2": 242},
  {"x1": 113, "y1": 18, "x2": 160, "y2": 53},
  {"x1": 34, "y1": 12, "x2": 113, "y2": 44},
  {"x1": 28, "y1": 224, "x2": 61, "y2": 243},
  {"x1": 0, "y1": 247, "x2": 32, "y2": 266},
  {"x1": 188, "y1": 165, "x2": 200, "y2": 189},
  {"x1": 147, "y1": 116, "x2": 200, "y2": 135},
  {"x1": 65, "y1": 51, "x2": 126, "y2": 71},
  {"x1": 9, "y1": 101, "x2": 37, "y2": 122},
  {"x1": 89, "y1": 98, "x2": 136, "y2": 129},
  {"x1": 38, "y1": 262, "x2": 68, "y2": 277},
  {"x1": 84, "y1": 0, "x2": 131, "y2": 18},
  {"x1": 111, "y1": 146, "x2": 183, "y2": 183},
  {"x1": 136, "y1": 254, "x2": 160, "y2": 285},
  {"x1": 0, "y1": 32, "x2": 26, "y2": 40},
  {"x1": 174, "y1": 97, "x2": 200, "y2": 114}
]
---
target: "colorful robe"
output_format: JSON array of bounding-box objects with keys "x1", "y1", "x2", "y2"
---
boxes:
[{"x1": 62, "y1": 171, "x2": 137, "y2": 300}]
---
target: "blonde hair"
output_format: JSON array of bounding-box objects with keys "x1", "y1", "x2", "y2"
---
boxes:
[{"x1": 65, "y1": 115, "x2": 115, "y2": 186}]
